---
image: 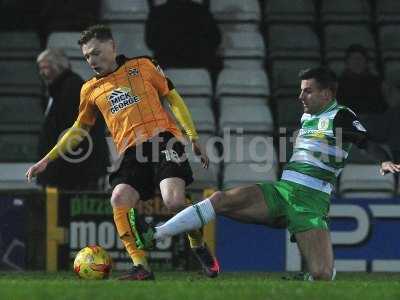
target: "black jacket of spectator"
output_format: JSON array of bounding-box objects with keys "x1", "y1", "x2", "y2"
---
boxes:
[
  {"x1": 337, "y1": 70, "x2": 387, "y2": 115},
  {"x1": 145, "y1": 0, "x2": 221, "y2": 70},
  {"x1": 37, "y1": 69, "x2": 109, "y2": 190}
]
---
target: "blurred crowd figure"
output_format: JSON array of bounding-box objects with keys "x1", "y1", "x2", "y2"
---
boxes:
[
  {"x1": 337, "y1": 44, "x2": 400, "y2": 161},
  {"x1": 36, "y1": 48, "x2": 109, "y2": 190},
  {"x1": 146, "y1": 0, "x2": 222, "y2": 71},
  {"x1": 337, "y1": 44, "x2": 388, "y2": 115}
]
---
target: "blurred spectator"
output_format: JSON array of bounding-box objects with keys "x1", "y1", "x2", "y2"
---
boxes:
[
  {"x1": 337, "y1": 44, "x2": 400, "y2": 161},
  {"x1": 36, "y1": 48, "x2": 109, "y2": 190},
  {"x1": 337, "y1": 44, "x2": 388, "y2": 115},
  {"x1": 145, "y1": 0, "x2": 221, "y2": 70}
]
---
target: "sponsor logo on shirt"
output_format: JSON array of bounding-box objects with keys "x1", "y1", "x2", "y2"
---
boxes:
[
  {"x1": 299, "y1": 129, "x2": 328, "y2": 137},
  {"x1": 107, "y1": 87, "x2": 140, "y2": 114}
]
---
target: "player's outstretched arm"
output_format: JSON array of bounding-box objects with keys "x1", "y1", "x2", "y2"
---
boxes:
[
  {"x1": 25, "y1": 121, "x2": 92, "y2": 182},
  {"x1": 333, "y1": 110, "x2": 400, "y2": 176},
  {"x1": 165, "y1": 89, "x2": 209, "y2": 168},
  {"x1": 380, "y1": 161, "x2": 400, "y2": 175}
]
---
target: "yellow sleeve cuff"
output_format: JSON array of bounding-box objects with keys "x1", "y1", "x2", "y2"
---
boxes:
[{"x1": 165, "y1": 89, "x2": 199, "y2": 141}]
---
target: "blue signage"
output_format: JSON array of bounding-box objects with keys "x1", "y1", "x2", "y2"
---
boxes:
[{"x1": 216, "y1": 197, "x2": 400, "y2": 272}]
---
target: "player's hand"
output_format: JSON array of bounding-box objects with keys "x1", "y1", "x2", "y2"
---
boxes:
[
  {"x1": 380, "y1": 161, "x2": 400, "y2": 175},
  {"x1": 26, "y1": 158, "x2": 49, "y2": 182},
  {"x1": 192, "y1": 140, "x2": 209, "y2": 169}
]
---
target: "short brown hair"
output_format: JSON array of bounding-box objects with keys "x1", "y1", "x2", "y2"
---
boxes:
[{"x1": 78, "y1": 24, "x2": 113, "y2": 46}]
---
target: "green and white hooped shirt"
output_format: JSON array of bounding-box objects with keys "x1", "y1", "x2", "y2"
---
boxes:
[{"x1": 282, "y1": 99, "x2": 357, "y2": 194}]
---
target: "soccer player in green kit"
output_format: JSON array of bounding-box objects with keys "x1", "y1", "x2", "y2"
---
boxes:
[{"x1": 135, "y1": 67, "x2": 400, "y2": 281}]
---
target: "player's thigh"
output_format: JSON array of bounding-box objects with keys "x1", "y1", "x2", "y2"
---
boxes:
[
  {"x1": 295, "y1": 229, "x2": 334, "y2": 279},
  {"x1": 212, "y1": 185, "x2": 271, "y2": 225}
]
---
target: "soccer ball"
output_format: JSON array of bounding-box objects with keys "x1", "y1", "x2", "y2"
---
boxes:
[{"x1": 73, "y1": 245, "x2": 112, "y2": 279}]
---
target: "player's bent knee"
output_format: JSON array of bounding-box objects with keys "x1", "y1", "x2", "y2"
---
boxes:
[
  {"x1": 111, "y1": 184, "x2": 138, "y2": 208},
  {"x1": 211, "y1": 186, "x2": 259, "y2": 214},
  {"x1": 163, "y1": 192, "x2": 186, "y2": 212},
  {"x1": 209, "y1": 190, "x2": 228, "y2": 213}
]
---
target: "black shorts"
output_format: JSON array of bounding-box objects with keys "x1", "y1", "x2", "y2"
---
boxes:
[{"x1": 109, "y1": 131, "x2": 193, "y2": 200}]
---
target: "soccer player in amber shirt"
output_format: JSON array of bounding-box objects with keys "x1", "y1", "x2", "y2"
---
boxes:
[{"x1": 26, "y1": 25, "x2": 219, "y2": 280}]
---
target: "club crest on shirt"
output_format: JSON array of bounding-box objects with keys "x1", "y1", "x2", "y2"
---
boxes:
[
  {"x1": 318, "y1": 117, "x2": 330, "y2": 130},
  {"x1": 128, "y1": 68, "x2": 139, "y2": 77},
  {"x1": 107, "y1": 87, "x2": 140, "y2": 114}
]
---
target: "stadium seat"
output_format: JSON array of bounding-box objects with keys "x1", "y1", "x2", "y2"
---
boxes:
[
  {"x1": 185, "y1": 134, "x2": 220, "y2": 163},
  {"x1": 0, "y1": 31, "x2": 40, "y2": 59},
  {"x1": 275, "y1": 96, "x2": 303, "y2": 131},
  {"x1": 0, "y1": 96, "x2": 43, "y2": 129},
  {"x1": 219, "y1": 30, "x2": 265, "y2": 69},
  {"x1": 109, "y1": 23, "x2": 152, "y2": 57},
  {"x1": 384, "y1": 60, "x2": 400, "y2": 87},
  {"x1": 188, "y1": 106, "x2": 216, "y2": 133},
  {"x1": 264, "y1": 0, "x2": 315, "y2": 24},
  {"x1": 219, "y1": 96, "x2": 267, "y2": 108},
  {"x1": 0, "y1": 60, "x2": 42, "y2": 96},
  {"x1": 165, "y1": 69, "x2": 212, "y2": 97},
  {"x1": 223, "y1": 134, "x2": 277, "y2": 165},
  {"x1": 181, "y1": 96, "x2": 211, "y2": 109},
  {"x1": 398, "y1": 176, "x2": 400, "y2": 196},
  {"x1": 267, "y1": 25, "x2": 320, "y2": 60},
  {"x1": 271, "y1": 60, "x2": 320, "y2": 96},
  {"x1": 70, "y1": 60, "x2": 95, "y2": 81},
  {"x1": 210, "y1": 0, "x2": 261, "y2": 23},
  {"x1": 320, "y1": 0, "x2": 370, "y2": 24},
  {"x1": 185, "y1": 134, "x2": 220, "y2": 189},
  {"x1": 379, "y1": 25, "x2": 400, "y2": 62},
  {"x1": 0, "y1": 133, "x2": 39, "y2": 162},
  {"x1": 100, "y1": 0, "x2": 149, "y2": 22},
  {"x1": 47, "y1": 32, "x2": 82, "y2": 58},
  {"x1": 223, "y1": 162, "x2": 277, "y2": 189},
  {"x1": 219, "y1": 104, "x2": 273, "y2": 133},
  {"x1": 324, "y1": 25, "x2": 375, "y2": 62},
  {"x1": 0, "y1": 163, "x2": 39, "y2": 189},
  {"x1": 190, "y1": 161, "x2": 220, "y2": 190},
  {"x1": 219, "y1": 23, "x2": 261, "y2": 34},
  {"x1": 339, "y1": 164, "x2": 395, "y2": 198},
  {"x1": 223, "y1": 59, "x2": 264, "y2": 70},
  {"x1": 376, "y1": 0, "x2": 400, "y2": 24},
  {"x1": 346, "y1": 146, "x2": 377, "y2": 164},
  {"x1": 153, "y1": 0, "x2": 205, "y2": 5},
  {"x1": 216, "y1": 69, "x2": 270, "y2": 98}
]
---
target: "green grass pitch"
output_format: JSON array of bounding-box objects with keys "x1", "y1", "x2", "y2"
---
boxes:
[{"x1": 0, "y1": 271, "x2": 399, "y2": 300}]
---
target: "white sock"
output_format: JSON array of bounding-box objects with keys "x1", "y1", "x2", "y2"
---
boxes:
[
  {"x1": 154, "y1": 198, "x2": 215, "y2": 240},
  {"x1": 331, "y1": 268, "x2": 336, "y2": 281}
]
